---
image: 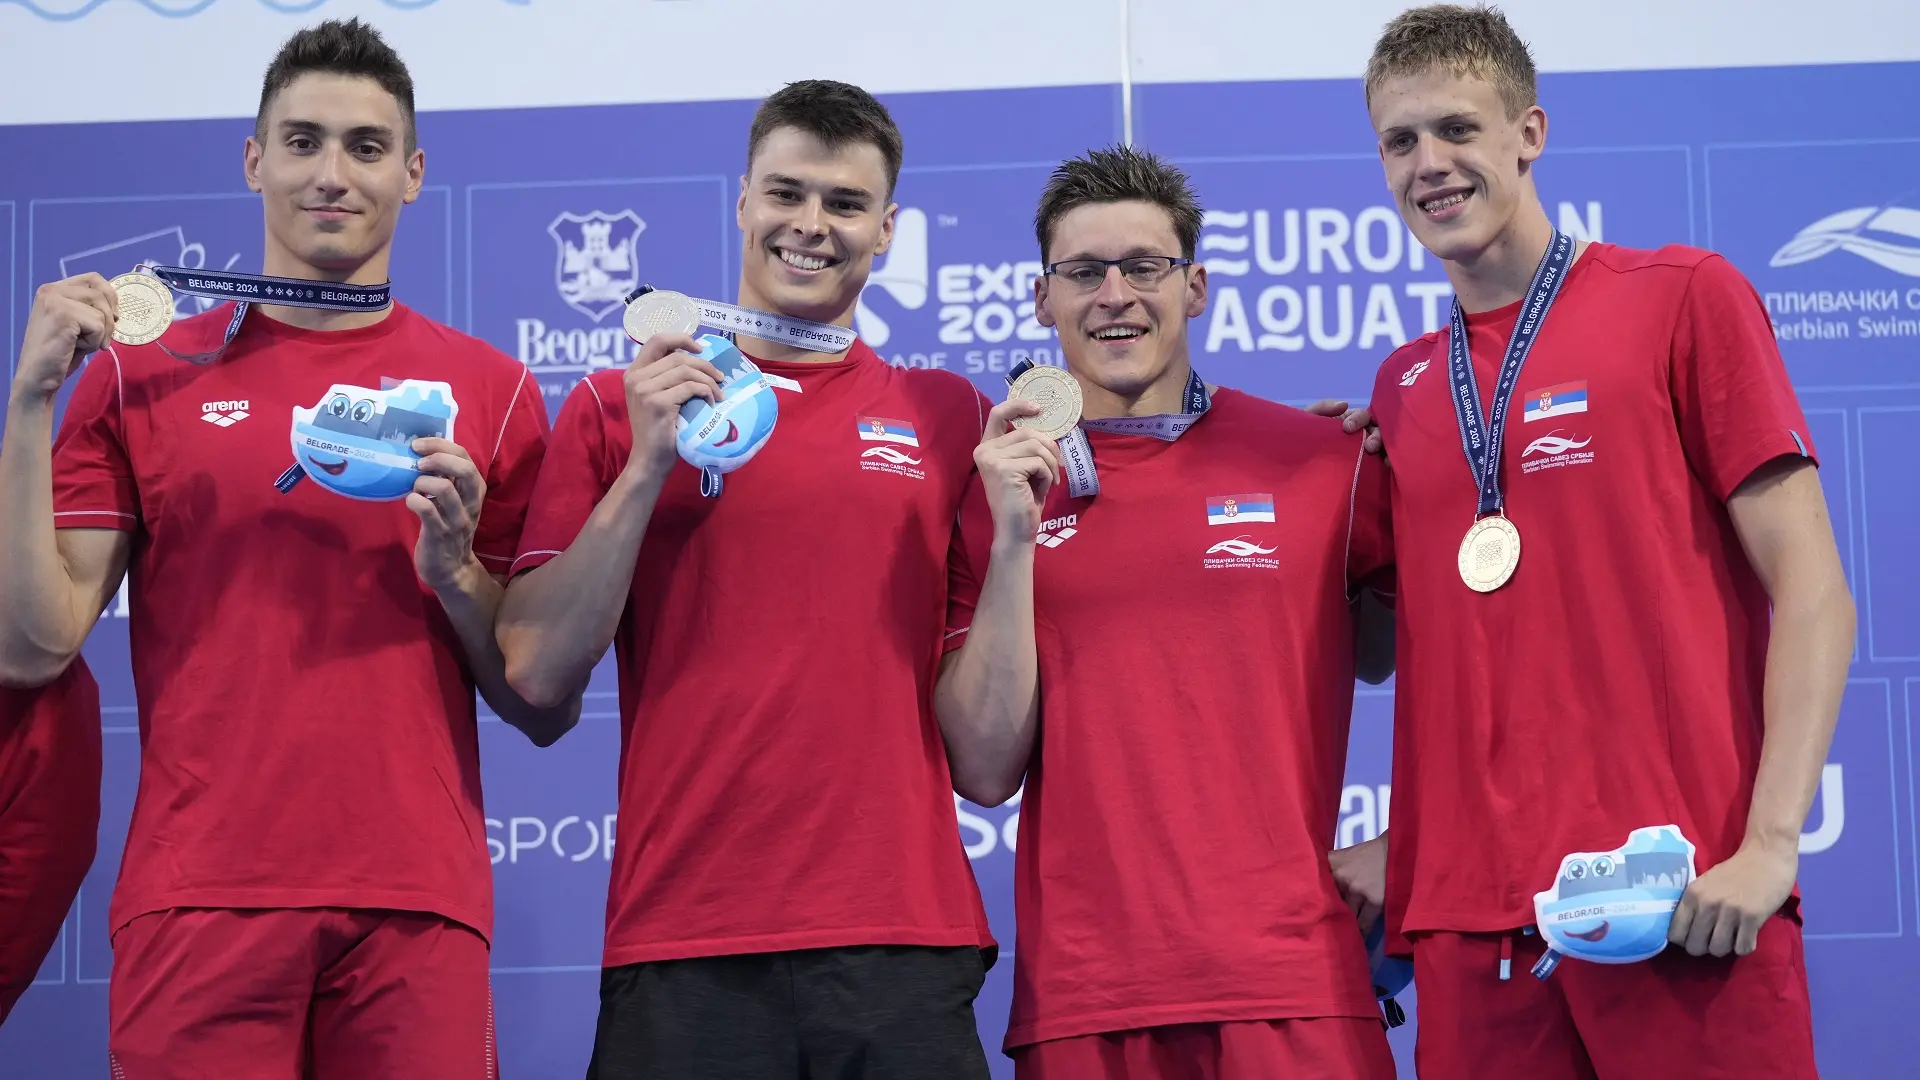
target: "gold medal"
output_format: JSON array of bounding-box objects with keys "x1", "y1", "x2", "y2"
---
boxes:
[
  {"x1": 1457, "y1": 514, "x2": 1520, "y2": 592},
  {"x1": 108, "y1": 272, "x2": 174, "y2": 346},
  {"x1": 1008, "y1": 364, "x2": 1082, "y2": 441}
]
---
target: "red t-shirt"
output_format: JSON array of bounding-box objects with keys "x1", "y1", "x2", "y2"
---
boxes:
[
  {"x1": 945, "y1": 389, "x2": 1395, "y2": 1048},
  {"x1": 1367, "y1": 244, "x2": 1817, "y2": 943},
  {"x1": 52, "y1": 302, "x2": 549, "y2": 940},
  {"x1": 511, "y1": 340, "x2": 996, "y2": 967},
  {"x1": 0, "y1": 658, "x2": 102, "y2": 1020}
]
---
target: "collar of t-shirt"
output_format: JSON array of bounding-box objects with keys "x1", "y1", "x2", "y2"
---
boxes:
[
  {"x1": 1079, "y1": 386, "x2": 1240, "y2": 468},
  {"x1": 184, "y1": 299, "x2": 414, "y2": 353},
  {"x1": 1458, "y1": 241, "x2": 1601, "y2": 334},
  {"x1": 737, "y1": 337, "x2": 880, "y2": 394}
]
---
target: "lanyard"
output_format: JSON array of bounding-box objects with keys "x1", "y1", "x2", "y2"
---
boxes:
[
  {"x1": 1006, "y1": 359, "x2": 1211, "y2": 499},
  {"x1": 1445, "y1": 230, "x2": 1574, "y2": 518},
  {"x1": 140, "y1": 265, "x2": 391, "y2": 365}
]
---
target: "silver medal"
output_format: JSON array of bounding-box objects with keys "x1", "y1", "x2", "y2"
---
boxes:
[{"x1": 623, "y1": 289, "x2": 701, "y2": 344}]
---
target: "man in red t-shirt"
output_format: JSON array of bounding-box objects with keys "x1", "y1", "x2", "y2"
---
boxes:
[
  {"x1": 495, "y1": 81, "x2": 995, "y2": 1079},
  {"x1": 0, "y1": 19, "x2": 570, "y2": 1077},
  {"x1": 1343, "y1": 7, "x2": 1855, "y2": 1078},
  {"x1": 934, "y1": 145, "x2": 1400, "y2": 1080},
  {"x1": 0, "y1": 658, "x2": 101, "y2": 1026}
]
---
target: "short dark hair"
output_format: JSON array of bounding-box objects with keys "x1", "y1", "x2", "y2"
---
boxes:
[
  {"x1": 1033, "y1": 145, "x2": 1203, "y2": 264},
  {"x1": 746, "y1": 80, "x2": 904, "y2": 199},
  {"x1": 257, "y1": 18, "x2": 418, "y2": 152},
  {"x1": 1365, "y1": 4, "x2": 1538, "y2": 120}
]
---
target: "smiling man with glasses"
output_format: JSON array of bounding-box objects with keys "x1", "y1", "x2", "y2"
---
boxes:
[{"x1": 930, "y1": 144, "x2": 1399, "y2": 1079}]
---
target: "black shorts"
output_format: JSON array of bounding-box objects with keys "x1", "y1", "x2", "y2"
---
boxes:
[{"x1": 585, "y1": 944, "x2": 992, "y2": 1080}]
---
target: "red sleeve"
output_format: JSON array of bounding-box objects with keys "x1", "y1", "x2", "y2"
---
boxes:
[
  {"x1": 1345, "y1": 441, "x2": 1396, "y2": 598},
  {"x1": 472, "y1": 368, "x2": 552, "y2": 573},
  {"x1": 0, "y1": 658, "x2": 101, "y2": 1015},
  {"x1": 50, "y1": 348, "x2": 139, "y2": 531},
  {"x1": 509, "y1": 377, "x2": 617, "y2": 577},
  {"x1": 1669, "y1": 254, "x2": 1817, "y2": 502},
  {"x1": 942, "y1": 473, "x2": 994, "y2": 654}
]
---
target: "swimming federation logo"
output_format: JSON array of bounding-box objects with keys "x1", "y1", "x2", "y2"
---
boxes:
[
  {"x1": 1203, "y1": 532, "x2": 1279, "y2": 571},
  {"x1": 857, "y1": 416, "x2": 925, "y2": 480},
  {"x1": 549, "y1": 210, "x2": 645, "y2": 321},
  {"x1": 1770, "y1": 203, "x2": 1920, "y2": 278},
  {"x1": 860, "y1": 445, "x2": 922, "y2": 466},
  {"x1": 1521, "y1": 430, "x2": 1594, "y2": 475},
  {"x1": 1205, "y1": 536, "x2": 1278, "y2": 557}
]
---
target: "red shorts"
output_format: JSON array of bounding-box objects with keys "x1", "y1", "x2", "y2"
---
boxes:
[
  {"x1": 1413, "y1": 917, "x2": 1817, "y2": 1080},
  {"x1": 1012, "y1": 1017, "x2": 1397, "y2": 1080},
  {"x1": 108, "y1": 907, "x2": 498, "y2": 1080},
  {"x1": 0, "y1": 664, "x2": 102, "y2": 1023}
]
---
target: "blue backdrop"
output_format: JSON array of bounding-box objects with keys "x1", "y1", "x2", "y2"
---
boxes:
[{"x1": 2, "y1": 59, "x2": 1917, "y2": 1078}]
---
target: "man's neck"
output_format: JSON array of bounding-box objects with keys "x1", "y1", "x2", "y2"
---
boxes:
[
  {"x1": 1443, "y1": 203, "x2": 1565, "y2": 315},
  {"x1": 732, "y1": 278, "x2": 857, "y2": 364},
  {"x1": 255, "y1": 245, "x2": 395, "y2": 332},
  {"x1": 1078, "y1": 354, "x2": 1193, "y2": 420}
]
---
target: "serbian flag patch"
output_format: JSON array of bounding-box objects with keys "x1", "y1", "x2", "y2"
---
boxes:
[
  {"x1": 1524, "y1": 381, "x2": 1588, "y2": 422},
  {"x1": 856, "y1": 416, "x2": 919, "y2": 446},
  {"x1": 1206, "y1": 493, "x2": 1276, "y2": 525}
]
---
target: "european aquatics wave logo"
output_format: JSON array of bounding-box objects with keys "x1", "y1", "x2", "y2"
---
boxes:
[
  {"x1": 1771, "y1": 202, "x2": 1920, "y2": 278},
  {"x1": 3, "y1": 0, "x2": 524, "y2": 20}
]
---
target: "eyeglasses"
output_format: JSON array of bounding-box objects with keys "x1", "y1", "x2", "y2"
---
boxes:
[{"x1": 1043, "y1": 256, "x2": 1194, "y2": 292}]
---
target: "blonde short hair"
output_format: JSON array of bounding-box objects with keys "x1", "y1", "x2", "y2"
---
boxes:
[{"x1": 1365, "y1": 4, "x2": 1538, "y2": 120}]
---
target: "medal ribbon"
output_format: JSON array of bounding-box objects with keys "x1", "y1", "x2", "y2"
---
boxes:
[
  {"x1": 623, "y1": 285, "x2": 855, "y2": 354},
  {"x1": 1007, "y1": 359, "x2": 1211, "y2": 499},
  {"x1": 1446, "y1": 230, "x2": 1574, "y2": 519},
  {"x1": 139, "y1": 265, "x2": 392, "y2": 365}
]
